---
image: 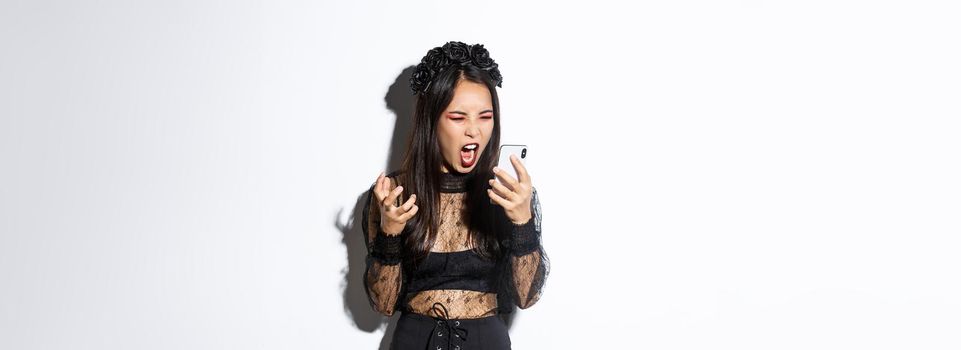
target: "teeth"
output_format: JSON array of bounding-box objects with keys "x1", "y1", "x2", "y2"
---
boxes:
[{"x1": 464, "y1": 144, "x2": 477, "y2": 150}]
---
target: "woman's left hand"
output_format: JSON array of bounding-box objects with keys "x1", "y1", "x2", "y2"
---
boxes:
[{"x1": 488, "y1": 154, "x2": 533, "y2": 225}]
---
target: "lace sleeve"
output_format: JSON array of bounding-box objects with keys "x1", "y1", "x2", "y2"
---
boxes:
[
  {"x1": 362, "y1": 179, "x2": 404, "y2": 316},
  {"x1": 501, "y1": 187, "x2": 549, "y2": 310}
]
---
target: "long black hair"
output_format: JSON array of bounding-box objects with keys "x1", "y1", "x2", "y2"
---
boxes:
[{"x1": 398, "y1": 64, "x2": 503, "y2": 266}]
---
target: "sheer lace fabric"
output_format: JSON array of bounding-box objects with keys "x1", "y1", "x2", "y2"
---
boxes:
[
  {"x1": 363, "y1": 176, "x2": 403, "y2": 316},
  {"x1": 362, "y1": 172, "x2": 548, "y2": 319}
]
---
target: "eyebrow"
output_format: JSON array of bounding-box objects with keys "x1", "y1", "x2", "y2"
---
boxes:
[{"x1": 448, "y1": 109, "x2": 494, "y2": 115}]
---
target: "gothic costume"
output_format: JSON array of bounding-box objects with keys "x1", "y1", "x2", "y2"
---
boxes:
[{"x1": 363, "y1": 171, "x2": 547, "y2": 350}]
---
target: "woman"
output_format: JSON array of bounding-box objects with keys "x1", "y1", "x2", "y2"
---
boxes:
[{"x1": 362, "y1": 41, "x2": 548, "y2": 350}]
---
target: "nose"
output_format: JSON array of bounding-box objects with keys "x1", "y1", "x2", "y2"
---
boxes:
[{"x1": 465, "y1": 119, "x2": 480, "y2": 138}]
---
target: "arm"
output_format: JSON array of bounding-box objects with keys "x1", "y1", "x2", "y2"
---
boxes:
[
  {"x1": 489, "y1": 156, "x2": 549, "y2": 310},
  {"x1": 362, "y1": 176, "x2": 407, "y2": 316},
  {"x1": 505, "y1": 188, "x2": 549, "y2": 309}
]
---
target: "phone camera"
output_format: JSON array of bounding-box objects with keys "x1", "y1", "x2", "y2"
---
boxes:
[{"x1": 521, "y1": 148, "x2": 527, "y2": 158}]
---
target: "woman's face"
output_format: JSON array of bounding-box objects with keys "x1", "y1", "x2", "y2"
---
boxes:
[{"x1": 437, "y1": 79, "x2": 495, "y2": 174}]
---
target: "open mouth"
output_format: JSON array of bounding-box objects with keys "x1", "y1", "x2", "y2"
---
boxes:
[{"x1": 460, "y1": 143, "x2": 478, "y2": 168}]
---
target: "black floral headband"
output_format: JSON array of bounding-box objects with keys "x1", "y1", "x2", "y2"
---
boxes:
[{"x1": 410, "y1": 41, "x2": 503, "y2": 95}]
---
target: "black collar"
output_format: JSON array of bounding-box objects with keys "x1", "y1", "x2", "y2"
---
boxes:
[{"x1": 439, "y1": 170, "x2": 473, "y2": 193}]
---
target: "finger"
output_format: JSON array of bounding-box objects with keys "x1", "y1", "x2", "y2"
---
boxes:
[
  {"x1": 374, "y1": 176, "x2": 385, "y2": 201},
  {"x1": 380, "y1": 175, "x2": 391, "y2": 198},
  {"x1": 488, "y1": 178, "x2": 515, "y2": 201},
  {"x1": 398, "y1": 204, "x2": 419, "y2": 221},
  {"x1": 510, "y1": 154, "x2": 531, "y2": 185},
  {"x1": 399, "y1": 194, "x2": 416, "y2": 212},
  {"x1": 487, "y1": 188, "x2": 512, "y2": 208},
  {"x1": 383, "y1": 185, "x2": 403, "y2": 207},
  {"x1": 492, "y1": 167, "x2": 519, "y2": 191},
  {"x1": 374, "y1": 172, "x2": 387, "y2": 201}
]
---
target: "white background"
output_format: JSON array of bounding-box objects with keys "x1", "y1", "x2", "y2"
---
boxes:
[{"x1": 2, "y1": 1, "x2": 959, "y2": 349}]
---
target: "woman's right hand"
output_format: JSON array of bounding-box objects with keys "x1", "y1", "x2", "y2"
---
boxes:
[{"x1": 373, "y1": 172, "x2": 418, "y2": 236}]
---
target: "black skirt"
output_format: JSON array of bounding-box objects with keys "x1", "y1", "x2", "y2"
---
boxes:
[{"x1": 390, "y1": 305, "x2": 511, "y2": 350}]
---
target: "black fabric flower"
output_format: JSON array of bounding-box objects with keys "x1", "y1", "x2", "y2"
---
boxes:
[
  {"x1": 409, "y1": 62, "x2": 434, "y2": 94},
  {"x1": 470, "y1": 44, "x2": 495, "y2": 69},
  {"x1": 443, "y1": 41, "x2": 472, "y2": 64},
  {"x1": 421, "y1": 47, "x2": 450, "y2": 72},
  {"x1": 410, "y1": 41, "x2": 504, "y2": 94},
  {"x1": 487, "y1": 65, "x2": 503, "y2": 88}
]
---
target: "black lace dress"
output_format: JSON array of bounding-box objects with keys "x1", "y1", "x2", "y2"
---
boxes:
[{"x1": 362, "y1": 170, "x2": 549, "y2": 349}]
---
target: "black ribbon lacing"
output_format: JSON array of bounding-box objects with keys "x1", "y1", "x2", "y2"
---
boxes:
[{"x1": 428, "y1": 302, "x2": 469, "y2": 350}]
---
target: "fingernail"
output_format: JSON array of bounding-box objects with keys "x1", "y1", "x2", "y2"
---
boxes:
[{"x1": 493, "y1": 167, "x2": 499, "y2": 173}]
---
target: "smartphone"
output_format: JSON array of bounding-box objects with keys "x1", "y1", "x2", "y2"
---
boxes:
[{"x1": 495, "y1": 144, "x2": 527, "y2": 183}]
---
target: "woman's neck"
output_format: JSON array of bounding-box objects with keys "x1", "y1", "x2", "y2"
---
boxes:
[{"x1": 439, "y1": 169, "x2": 472, "y2": 193}]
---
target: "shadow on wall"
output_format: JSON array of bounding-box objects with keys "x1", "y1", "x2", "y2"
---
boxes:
[
  {"x1": 335, "y1": 65, "x2": 515, "y2": 350},
  {"x1": 334, "y1": 65, "x2": 415, "y2": 350}
]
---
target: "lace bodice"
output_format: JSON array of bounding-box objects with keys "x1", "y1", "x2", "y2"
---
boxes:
[{"x1": 362, "y1": 171, "x2": 548, "y2": 319}]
